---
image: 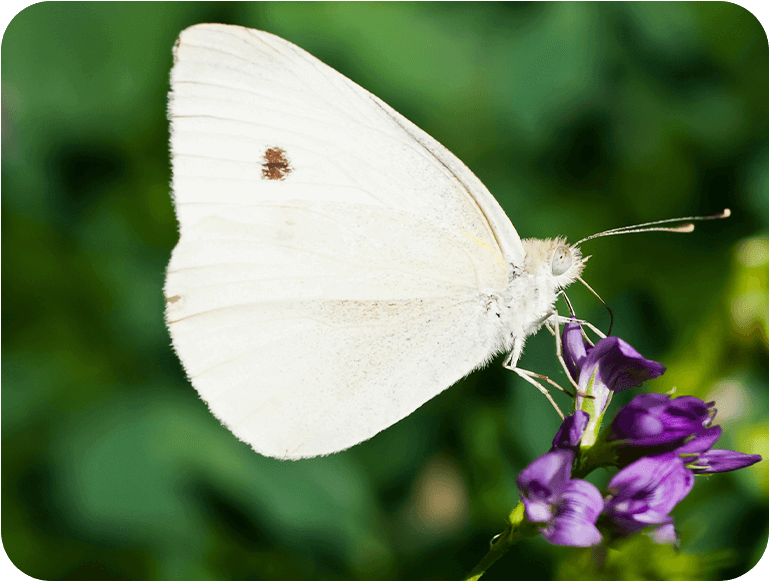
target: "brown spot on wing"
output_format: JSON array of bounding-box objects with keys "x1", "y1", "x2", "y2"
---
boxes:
[
  {"x1": 262, "y1": 147, "x2": 292, "y2": 180},
  {"x1": 166, "y1": 295, "x2": 181, "y2": 305}
]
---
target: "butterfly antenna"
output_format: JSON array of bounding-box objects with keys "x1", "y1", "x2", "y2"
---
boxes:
[
  {"x1": 570, "y1": 209, "x2": 730, "y2": 335},
  {"x1": 574, "y1": 209, "x2": 730, "y2": 246}
]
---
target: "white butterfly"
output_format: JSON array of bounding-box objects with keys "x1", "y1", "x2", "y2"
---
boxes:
[{"x1": 165, "y1": 23, "x2": 585, "y2": 459}]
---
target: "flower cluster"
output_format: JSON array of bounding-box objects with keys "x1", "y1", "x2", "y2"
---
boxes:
[{"x1": 514, "y1": 320, "x2": 761, "y2": 548}]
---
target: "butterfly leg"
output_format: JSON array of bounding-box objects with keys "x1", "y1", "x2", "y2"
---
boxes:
[
  {"x1": 546, "y1": 312, "x2": 607, "y2": 400},
  {"x1": 503, "y1": 336, "x2": 566, "y2": 419},
  {"x1": 547, "y1": 314, "x2": 582, "y2": 395}
]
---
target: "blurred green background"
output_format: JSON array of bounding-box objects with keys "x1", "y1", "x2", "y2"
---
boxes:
[{"x1": 2, "y1": 2, "x2": 767, "y2": 580}]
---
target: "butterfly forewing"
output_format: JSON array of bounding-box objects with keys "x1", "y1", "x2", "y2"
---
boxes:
[{"x1": 166, "y1": 24, "x2": 525, "y2": 458}]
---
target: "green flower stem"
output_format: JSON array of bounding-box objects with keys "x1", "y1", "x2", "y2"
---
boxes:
[{"x1": 465, "y1": 503, "x2": 528, "y2": 581}]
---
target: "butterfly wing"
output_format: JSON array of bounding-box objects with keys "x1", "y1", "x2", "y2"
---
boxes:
[{"x1": 166, "y1": 24, "x2": 525, "y2": 458}]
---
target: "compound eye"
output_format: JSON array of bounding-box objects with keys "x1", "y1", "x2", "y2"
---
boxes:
[{"x1": 552, "y1": 245, "x2": 573, "y2": 276}]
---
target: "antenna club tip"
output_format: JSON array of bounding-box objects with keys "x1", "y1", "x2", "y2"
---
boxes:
[{"x1": 722, "y1": 208, "x2": 731, "y2": 218}]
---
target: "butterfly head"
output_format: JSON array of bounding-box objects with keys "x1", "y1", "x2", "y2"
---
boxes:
[{"x1": 521, "y1": 237, "x2": 585, "y2": 290}]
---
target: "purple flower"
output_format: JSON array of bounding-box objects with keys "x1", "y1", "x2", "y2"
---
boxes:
[
  {"x1": 516, "y1": 449, "x2": 603, "y2": 546},
  {"x1": 688, "y1": 449, "x2": 762, "y2": 474},
  {"x1": 674, "y1": 425, "x2": 722, "y2": 454},
  {"x1": 609, "y1": 395, "x2": 763, "y2": 474},
  {"x1": 552, "y1": 411, "x2": 590, "y2": 450},
  {"x1": 611, "y1": 393, "x2": 715, "y2": 447},
  {"x1": 562, "y1": 320, "x2": 666, "y2": 415},
  {"x1": 540, "y1": 480, "x2": 604, "y2": 546},
  {"x1": 517, "y1": 450, "x2": 574, "y2": 522},
  {"x1": 603, "y1": 453, "x2": 694, "y2": 535},
  {"x1": 562, "y1": 319, "x2": 589, "y2": 380},
  {"x1": 580, "y1": 338, "x2": 666, "y2": 393},
  {"x1": 511, "y1": 321, "x2": 764, "y2": 552},
  {"x1": 673, "y1": 424, "x2": 762, "y2": 473}
]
